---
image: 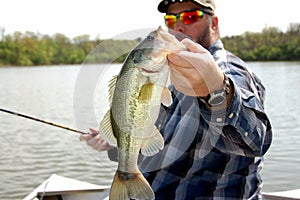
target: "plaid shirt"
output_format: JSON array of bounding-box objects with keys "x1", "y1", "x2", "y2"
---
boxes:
[{"x1": 139, "y1": 39, "x2": 273, "y2": 200}]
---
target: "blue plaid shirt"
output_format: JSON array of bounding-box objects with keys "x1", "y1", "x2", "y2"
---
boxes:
[{"x1": 139, "y1": 39, "x2": 273, "y2": 200}]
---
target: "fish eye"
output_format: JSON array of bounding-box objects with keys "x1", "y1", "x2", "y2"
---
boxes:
[{"x1": 147, "y1": 35, "x2": 155, "y2": 41}]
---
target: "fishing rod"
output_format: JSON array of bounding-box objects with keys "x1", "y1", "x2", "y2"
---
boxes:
[{"x1": 0, "y1": 107, "x2": 91, "y2": 135}]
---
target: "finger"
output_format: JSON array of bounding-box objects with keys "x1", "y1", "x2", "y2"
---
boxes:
[
  {"x1": 89, "y1": 128, "x2": 99, "y2": 134},
  {"x1": 181, "y1": 38, "x2": 207, "y2": 53},
  {"x1": 86, "y1": 136, "x2": 100, "y2": 146},
  {"x1": 94, "y1": 140, "x2": 112, "y2": 151},
  {"x1": 167, "y1": 52, "x2": 192, "y2": 69},
  {"x1": 89, "y1": 128, "x2": 100, "y2": 137},
  {"x1": 170, "y1": 69, "x2": 194, "y2": 91},
  {"x1": 79, "y1": 134, "x2": 92, "y2": 141},
  {"x1": 169, "y1": 58, "x2": 196, "y2": 79}
]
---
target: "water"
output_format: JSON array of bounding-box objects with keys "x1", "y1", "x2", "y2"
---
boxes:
[
  {"x1": 0, "y1": 64, "x2": 119, "y2": 200},
  {"x1": 249, "y1": 62, "x2": 300, "y2": 192},
  {"x1": 0, "y1": 62, "x2": 299, "y2": 199}
]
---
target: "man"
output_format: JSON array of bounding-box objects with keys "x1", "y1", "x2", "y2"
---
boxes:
[{"x1": 81, "y1": 0, "x2": 272, "y2": 199}]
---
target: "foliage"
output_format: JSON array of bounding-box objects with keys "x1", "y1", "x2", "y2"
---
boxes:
[
  {"x1": 0, "y1": 23, "x2": 299, "y2": 66},
  {"x1": 222, "y1": 23, "x2": 300, "y2": 61},
  {"x1": 0, "y1": 31, "x2": 139, "y2": 66}
]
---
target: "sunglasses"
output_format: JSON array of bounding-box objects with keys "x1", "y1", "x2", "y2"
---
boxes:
[{"x1": 164, "y1": 9, "x2": 209, "y2": 28}]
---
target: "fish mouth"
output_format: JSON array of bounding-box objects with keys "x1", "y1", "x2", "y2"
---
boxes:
[{"x1": 141, "y1": 68, "x2": 159, "y2": 74}]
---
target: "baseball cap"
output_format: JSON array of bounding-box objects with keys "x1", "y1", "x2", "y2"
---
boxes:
[{"x1": 158, "y1": 0, "x2": 215, "y2": 14}]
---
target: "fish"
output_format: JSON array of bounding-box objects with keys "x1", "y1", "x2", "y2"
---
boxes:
[{"x1": 99, "y1": 26, "x2": 186, "y2": 200}]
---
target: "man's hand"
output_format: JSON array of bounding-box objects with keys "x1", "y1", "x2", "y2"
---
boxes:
[
  {"x1": 79, "y1": 128, "x2": 113, "y2": 151},
  {"x1": 168, "y1": 38, "x2": 224, "y2": 97}
]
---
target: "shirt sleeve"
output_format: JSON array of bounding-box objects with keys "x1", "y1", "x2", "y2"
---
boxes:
[{"x1": 199, "y1": 56, "x2": 272, "y2": 157}]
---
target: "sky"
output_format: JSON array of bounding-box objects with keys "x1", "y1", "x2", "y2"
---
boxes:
[{"x1": 1, "y1": 0, "x2": 299, "y2": 40}]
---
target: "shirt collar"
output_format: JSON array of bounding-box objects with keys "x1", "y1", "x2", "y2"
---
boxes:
[{"x1": 208, "y1": 39, "x2": 224, "y2": 54}]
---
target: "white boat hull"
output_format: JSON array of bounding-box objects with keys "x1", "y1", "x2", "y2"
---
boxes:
[
  {"x1": 23, "y1": 174, "x2": 109, "y2": 200},
  {"x1": 24, "y1": 174, "x2": 300, "y2": 200},
  {"x1": 264, "y1": 189, "x2": 300, "y2": 200}
]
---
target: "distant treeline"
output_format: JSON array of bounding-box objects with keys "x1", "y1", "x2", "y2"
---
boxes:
[
  {"x1": 0, "y1": 23, "x2": 299, "y2": 66},
  {"x1": 222, "y1": 23, "x2": 300, "y2": 61},
  {"x1": 0, "y1": 31, "x2": 140, "y2": 66}
]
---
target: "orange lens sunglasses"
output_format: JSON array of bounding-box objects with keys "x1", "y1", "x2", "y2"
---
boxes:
[{"x1": 164, "y1": 9, "x2": 207, "y2": 28}]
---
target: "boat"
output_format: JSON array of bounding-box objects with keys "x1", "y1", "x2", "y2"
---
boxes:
[
  {"x1": 23, "y1": 174, "x2": 110, "y2": 200},
  {"x1": 264, "y1": 189, "x2": 300, "y2": 200},
  {"x1": 24, "y1": 174, "x2": 300, "y2": 200}
]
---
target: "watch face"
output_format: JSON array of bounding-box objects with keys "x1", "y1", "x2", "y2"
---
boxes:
[
  {"x1": 207, "y1": 75, "x2": 230, "y2": 106},
  {"x1": 208, "y1": 93, "x2": 226, "y2": 106},
  {"x1": 199, "y1": 74, "x2": 230, "y2": 106}
]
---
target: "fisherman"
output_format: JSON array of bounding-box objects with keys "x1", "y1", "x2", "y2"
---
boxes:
[{"x1": 80, "y1": 0, "x2": 273, "y2": 199}]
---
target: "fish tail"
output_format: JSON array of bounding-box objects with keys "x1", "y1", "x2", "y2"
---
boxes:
[{"x1": 109, "y1": 170, "x2": 155, "y2": 200}]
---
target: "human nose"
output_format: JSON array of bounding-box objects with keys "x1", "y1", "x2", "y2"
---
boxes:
[{"x1": 173, "y1": 21, "x2": 185, "y2": 33}]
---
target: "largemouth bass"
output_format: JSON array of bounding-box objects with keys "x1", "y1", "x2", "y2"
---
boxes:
[{"x1": 99, "y1": 26, "x2": 186, "y2": 200}]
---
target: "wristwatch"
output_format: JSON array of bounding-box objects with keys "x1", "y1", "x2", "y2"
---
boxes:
[{"x1": 198, "y1": 74, "x2": 231, "y2": 107}]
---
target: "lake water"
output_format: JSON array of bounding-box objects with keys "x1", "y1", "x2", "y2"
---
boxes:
[{"x1": 0, "y1": 62, "x2": 299, "y2": 199}]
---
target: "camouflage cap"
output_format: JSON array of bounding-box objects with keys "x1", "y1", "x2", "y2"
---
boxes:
[{"x1": 158, "y1": 0, "x2": 215, "y2": 14}]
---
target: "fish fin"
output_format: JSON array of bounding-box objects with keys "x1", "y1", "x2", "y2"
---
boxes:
[
  {"x1": 161, "y1": 86, "x2": 173, "y2": 107},
  {"x1": 99, "y1": 110, "x2": 117, "y2": 146},
  {"x1": 141, "y1": 126, "x2": 164, "y2": 156},
  {"x1": 108, "y1": 75, "x2": 118, "y2": 104},
  {"x1": 110, "y1": 170, "x2": 155, "y2": 200}
]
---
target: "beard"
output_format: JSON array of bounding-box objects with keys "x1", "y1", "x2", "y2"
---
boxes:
[{"x1": 195, "y1": 24, "x2": 212, "y2": 49}]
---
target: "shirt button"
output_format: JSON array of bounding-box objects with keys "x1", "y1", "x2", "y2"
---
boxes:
[
  {"x1": 228, "y1": 113, "x2": 234, "y2": 119},
  {"x1": 216, "y1": 118, "x2": 223, "y2": 122},
  {"x1": 244, "y1": 132, "x2": 249, "y2": 137}
]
